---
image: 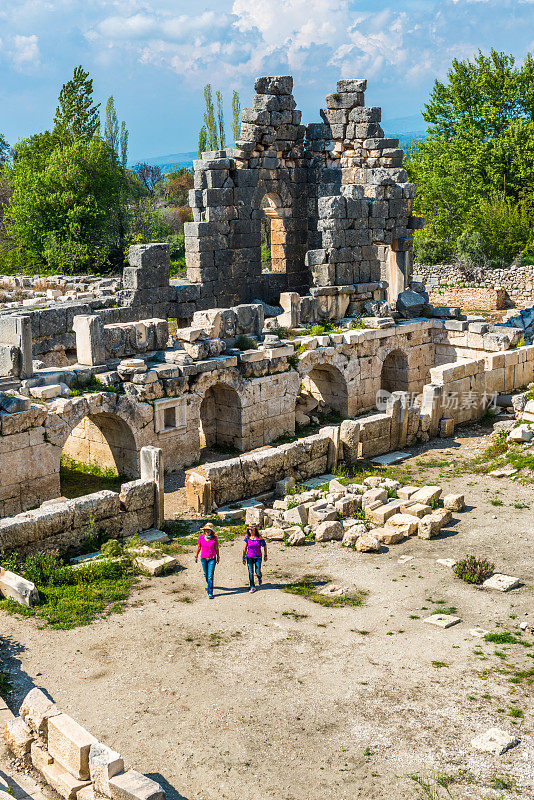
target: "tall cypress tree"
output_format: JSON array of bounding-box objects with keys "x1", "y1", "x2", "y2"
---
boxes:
[
  {"x1": 198, "y1": 126, "x2": 207, "y2": 157},
  {"x1": 120, "y1": 122, "x2": 128, "y2": 168},
  {"x1": 216, "y1": 91, "x2": 225, "y2": 149},
  {"x1": 203, "y1": 84, "x2": 218, "y2": 151},
  {"x1": 104, "y1": 96, "x2": 119, "y2": 155}
]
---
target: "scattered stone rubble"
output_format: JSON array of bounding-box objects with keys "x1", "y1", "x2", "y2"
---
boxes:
[{"x1": 1, "y1": 688, "x2": 165, "y2": 800}]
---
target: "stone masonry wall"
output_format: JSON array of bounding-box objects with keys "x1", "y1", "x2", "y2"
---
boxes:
[
  {"x1": 0, "y1": 478, "x2": 156, "y2": 557},
  {"x1": 415, "y1": 263, "x2": 534, "y2": 309}
]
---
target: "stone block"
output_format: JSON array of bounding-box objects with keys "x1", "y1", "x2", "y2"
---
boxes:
[
  {"x1": 385, "y1": 513, "x2": 418, "y2": 536},
  {"x1": 314, "y1": 520, "x2": 343, "y2": 541},
  {"x1": 108, "y1": 772, "x2": 165, "y2": 800},
  {"x1": 283, "y1": 504, "x2": 308, "y2": 525},
  {"x1": 397, "y1": 485, "x2": 419, "y2": 500},
  {"x1": 31, "y1": 740, "x2": 54, "y2": 771},
  {"x1": 418, "y1": 511, "x2": 447, "y2": 539},
  {"x1": 41, "y1": 760, "x2": 91, "y2": 800},
  {"x1": 4, "y1": 716, "x2": 33, "y2": 758},
  {"x1": 411, "y1": 485, "x2": 442, "y2": 505},
  {"x1": 245, "y1": 506, "x2": 264, "y2": 527},
  {"x1": 135, "y1": 555, "x2": 177, "y2": 576},
  {"x1": 20, "y1": 687, "x2": 60, "y2": 739},
  {"x1": 482, "y1": 574, "x2": 520, "y2": 592},
  {"x1": 355, "y1": 533, "x2": 380, "y2": 552},
  {"x1": 371, "y1": 527, "x2": 405, "y2": 545},
  {"x1": 89, "y1": 742, "x2": 124, "y2": 796},
  {"x1": 424, "y1": 614, "x2": 461, "y2": 628},
  {"x1": 119, "y1": 480, "x2": 155, "y2": 513},
  {"x1": 335, "y1": 496, "x2": 360, "y2": 517},
  {"x1": 401, "y1": 502, "x2": 431, "y2": 518},
  {"x1": 341, "y1": 523, "x2": 366, "y2": 547},
  {"x1": 361, "y1": 487, "x2": 388, "y2": 507},
  {"x1": 275, "y1": 476, "x2": 295, "y2": 497},
  {"x1": 0, "y1": 568, "x2": 39, "y2": 606},
  {"x1": 470, "y1": 728, "x2": 519, "y2": 755},
  {"x1": 287, "y1": 529, "x2": 306, "y2": 546},
  {"x1": 47, "y1": 713, "x2": 98, "y2": 780},
  {"x1": 443, "y1": 493, "x2": 464, "y2": 512},
  {"x1": 366, "y1": 499, "x2": 404, "y2": 525}
]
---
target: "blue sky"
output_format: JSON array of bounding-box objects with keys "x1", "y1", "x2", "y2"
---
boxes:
[{"x1": 1, "y1": 0, "x2": 534, "y2": 162}]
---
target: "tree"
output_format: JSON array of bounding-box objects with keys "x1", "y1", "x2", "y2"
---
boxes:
[
  {"x1": 203, "y1": 84, "x2": 218, "y2": 151},
  {"x1": 120, "y1": 122, "x2": 128, "y2": 168},
  {"x1": 53, "y1": 66, "x2": 100, "y2": 143},
  {"x1": 232, "y1": 91, "x2": 241, "y2": 144},
  {"x1": 407, "y1": 49, "x2": 534, "y2": 264},
  {"x1": 161, "y1": 168, "x2": 194, "y2": 206},
  {"x1": 0, "y1": 134, "x2": 9, "y2": 166},
  {"x1": 198, "y1": 126, "x2": 207, "y2": 157},
  {"x1": 4, "y1": 138, "x2": 123, "y2": 272},
  {"x1": 216, "y1": 90, "x2": 225, "y2": 149},
  {"x1": 132, "y1": 162, "x2": 163, "y2": 193},
  {"x1": 104, "y1": 96, "x2": 119, "y2": 155}
]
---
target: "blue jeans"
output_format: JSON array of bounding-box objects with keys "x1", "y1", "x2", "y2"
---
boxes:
[
  {"x1": 201, "y1": 557, "x2": 216, "y2": 595},
  {"x1": 246, "y1": 557, "x2": 262, "y2": 587}
]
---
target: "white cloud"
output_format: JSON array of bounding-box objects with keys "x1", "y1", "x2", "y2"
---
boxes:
[{"x1": 12, "y1": 34, "x2": 40, "y2": 67}]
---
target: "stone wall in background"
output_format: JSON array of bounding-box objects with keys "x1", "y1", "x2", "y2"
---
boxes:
[{"x1": 415, "y1": 263, "x2": 534, "y2": 309}]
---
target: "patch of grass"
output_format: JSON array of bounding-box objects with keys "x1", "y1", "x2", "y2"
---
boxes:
[
  {"x1": 0, "y1": 551, "x2": 137, "y2": 629},
  {"x1": 508, "y1": 707, "x2": 523, "y2": 718},
  {"x1": 490, "y1": 498, "x2": 503, "y2": 506},
  {"x1": 431, "y1": 661, "x2": 448, "y2": 669},
  {"x1": 236, "y1": 334, "x2": 258, "y2": 351},
  {"x1": 60, "y1": 454, "x2": 122, "y2": 499},
  {"x1": 490, "y1": 775, "x2": 513, "y2": 791},
  {"x1": 453, "y1": 555, "x2": 494, "y2": 585},
  {"x1": 484, "y1": 632, "x2": 531, "y2": 647},
  {"x1": 282, "y1": 575, "x2": 366, "y2": 607},
  {"x1": 281, "y1": 610, "x2": 308, "y2": 621},
  {"x1": 70, "y1": 373, "x2": 124, "y2": 396}
]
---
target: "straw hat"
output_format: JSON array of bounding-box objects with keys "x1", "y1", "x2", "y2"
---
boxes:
[{"x1": 201, "y1": 522, "x2": 216, "y2": 533}]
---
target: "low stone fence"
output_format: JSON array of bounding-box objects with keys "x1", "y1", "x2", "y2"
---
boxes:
[
  {"x1": 428, "y1": 286, "x2": 507, "y2": 311},
  {"x1": 415, "y1": 263, "x2": 534, "y2": 309},
  {"x1": 0, "y1": 446, "x2": 163, "y2": 556},
  {"x1": 2, "y1": 687, "x2": 165, "y2": 800}
]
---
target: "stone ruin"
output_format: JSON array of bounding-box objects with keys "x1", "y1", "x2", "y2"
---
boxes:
[{"x1": 0, "y1": 74, "x2": 533, "y2": 550}]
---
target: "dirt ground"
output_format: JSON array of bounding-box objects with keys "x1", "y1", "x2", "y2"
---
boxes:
[{"x1": 1, "y1": 425, "x2": 533, "y2": 800}]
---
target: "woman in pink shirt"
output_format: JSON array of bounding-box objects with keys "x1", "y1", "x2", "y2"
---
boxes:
[
  {"x1": 242, "y1": 524, "x2": 267, "y2": 593},
  {"x1": 194, "y1": 523, "x2": 220, "y2": 599}
]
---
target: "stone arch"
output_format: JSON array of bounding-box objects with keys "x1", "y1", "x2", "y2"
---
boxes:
[
  {"x1": 199, "y1": 382, "x2": 243, "y2": 451},
  {"x1": 297, "y1": 362, "x2": 349, "y2": 420},
  {"x1": 61, "y1": 412, "x2": 139, "y2": 480},
  {"x1": 381, "y1": 348, "x2": 410, "y2": 394}
]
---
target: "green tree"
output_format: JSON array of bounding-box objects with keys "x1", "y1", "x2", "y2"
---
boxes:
[
  {"x1": 198, "y1": 125, "x2": 207, "y2": 157},
  {"x1": 232, "y1": 90, "x2": 241, "y2": 144},
  {"x1": 4, "y1": 138, "x2": 123, "y2": 272},
  {"x1": 407, "y1": 49, "x2": 534, "y2": 264},
  {"x1": 120, "y1": 121, "x2": 128, "y2": 168},
  {"x1": 0, "y1": 134, "x2": 9, "y2": 166},
  {"x1": 203, "y1": 84, "x2": 218, "y2": 151},
  {"x1": 104, "y1": 96, "x2": 119, "y2": 155},
  {"x1": 216, "y1": 90, "x2": 225, "y2": 149},
  {"x1": 53, "y1": 66, "x2": 100, "y2": 143}
]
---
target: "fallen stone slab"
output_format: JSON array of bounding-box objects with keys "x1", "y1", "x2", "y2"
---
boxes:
[
  {"x1": 397, "y1": 485, "x2": 419, "y2": 500},
  {"x1": 483, "y1": 573, "x2": 520, "y2": 592},
  {"x1": 397, "y1": 555, "x2": 414, "y2": 564},
  {"x1": 443, "y1": 493, "x2": 465, "y2": 512},
  {"x1": 470, "y1": 727, "x2": 519, "y2": 755},
  {"x1": 508, "y1": 424, "x2": 533, "y2": 442},
  {"x1": 4, "y1": 716, "x2": 33, "y2": 758},
  {"x1": 411, "y1": 485, "x2": 442, "y2": 505},
  {"x1": 300, "y1": 474, "x2": 336, "y2": 489},
  {"x1": 423, "y1": 614, "x2": 461, "y2": 629},
  {"x1": 489, "y1": 466, "x2": 517, "y2": 477},
  {"x1": 216, "y1": 507, "x2": 245, "y2": 522},
  {"x1": 47, "y1": 713, "x2": 98, "y2": 780},
  {"x1": 263, "y1": 527, "x2": 285, "y2": 541},
  {"x1": 469, "y1": 627, "x2": 489, "y2": 638},
  {"x1": 436, "y1": 558, "x2": 457, "y2": 568},
  {"x1": 136, "y1": 529, "x2": 170, "y2": 544},
  {"x1": 20, "y1": 687, "x2": 60, "y2": 738},
  {"x1": 135, "y1": 555, "x2": 176, "y2": 576},
  {"x1": 287, "y1": 530, "x2": 305, "y2": 546},
  {"x1": 0, "y1": 568, "x2": 39, "y2": 607},
  {"x1": 370, "y1": 451, "x2": 411, "y2": 465},
  {"x1": 108, "y1": 769, "x2": 165, "y2": 800},
  {"x1": 314, "y1": 520, "x2": 343, "y2": 542},
  {"x1": 41, "y1": 760, "x2": 90, "y2": 800},
  {"x1": 355, "y1": 533, "x2": 380, "y2": 552}
]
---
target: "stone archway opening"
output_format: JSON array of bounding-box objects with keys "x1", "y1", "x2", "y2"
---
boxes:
[
  {"x1": 61, "y1": 412, "x2": 138, "y2": 495},
  {"x1": 381, "y1": 349, "x2": 409, "y2": 394},
  {"x1": 261, "y1": 193, "x2": 287, "y2": 274},
  {"x1": 199, "y1": 383, "x2": 243, "y2": 452},
  {"x1": 297, "y1": 364, "x2": 349, "y2": 424}
]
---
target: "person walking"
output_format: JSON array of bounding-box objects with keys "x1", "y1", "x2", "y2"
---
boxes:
[
  {"x1": 194, "y1": 523, "x2": 219, "y2": 599},
  {"x1": 243, "y1": 524, "x2": 267, "y2": 593}
]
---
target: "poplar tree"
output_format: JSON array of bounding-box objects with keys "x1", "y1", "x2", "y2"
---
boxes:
[
  {"x1": 120, "y1": 122, "x2": 128, "y2": 168},
  {"x1": 216, "y1": 90, "x2": 225, "y2": 149},
  {"x1": 198, "y1": 126, "x2": 207, "y2": 157},
  {"x1": 203, "y1": 84, "x2": 218, "y2": 151},
  {"x1": 232, "y1": 91, "x2": 241, "y2": 144},
  {"x1": 104, "y1": 96, "x2": 119, "y2": 155}
]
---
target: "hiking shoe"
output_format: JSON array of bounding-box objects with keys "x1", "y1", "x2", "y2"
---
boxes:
[
  {"x1": 208, "y1": 593, "x2": 214, "y2": 599},
  {"x1": 258, "y1": 577, "x2": 262, "y2": 586},
  {"x1": 249, "y1": 587, "x2": 255, "y2": 593}
]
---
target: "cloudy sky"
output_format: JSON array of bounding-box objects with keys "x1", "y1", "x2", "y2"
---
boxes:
[{"x1": 1, "y1": 0, "x2": 534, "y2": 162}]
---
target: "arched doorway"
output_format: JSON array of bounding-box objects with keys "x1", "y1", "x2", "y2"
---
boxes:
[
  {"x1": 298, "y1": 364, "x2": 349, "y2": 420},
  {"x1": 61, "y1": 412, "x2": 139, "y2": 481},
  {"x1": 199, "y1": 384, "x2": 242, "y2": 451},
  {"x1": 381, "y1": 349, "x2": 409, "y2": 393},
  {"x1": 261, "y1": 193, "x2": 287, "y2": 273}
]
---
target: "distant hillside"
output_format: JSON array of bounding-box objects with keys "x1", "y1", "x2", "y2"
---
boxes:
[{"x1": 134, "y1": 152, "x2": 197, "y2": 172}]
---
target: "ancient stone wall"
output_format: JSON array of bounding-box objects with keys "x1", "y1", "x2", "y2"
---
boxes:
[
  {"x1": 415, "y1": 263, "x2": 534, "y2": 308},
  {"x1": 185, "y1": 76, "x2": 422, "y2": 308}
]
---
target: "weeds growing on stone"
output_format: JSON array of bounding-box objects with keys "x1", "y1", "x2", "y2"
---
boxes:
[
  {"x1": 283, "y1": 575, "x2": 366, "y2": 607},
  {"x1": 453, "y1": 555, "x2": 494, "y2": 584}
]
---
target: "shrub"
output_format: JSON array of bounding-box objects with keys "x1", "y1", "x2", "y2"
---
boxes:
[
  {"x1": 413, "y1": 229, "x2": 453, "y2": 265},
  {"x1": 453, "y1": 555, "x2": 494, "y2": 584},
  {"x1": 236, "y1": 334, "x2": 258, "y2": 351}
]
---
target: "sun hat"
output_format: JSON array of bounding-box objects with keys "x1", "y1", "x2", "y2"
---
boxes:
[{"x1": 201, "y1": 522, "x2": 216, "y2": 535}]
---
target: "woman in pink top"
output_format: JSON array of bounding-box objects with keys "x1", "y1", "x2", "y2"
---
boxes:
[
  {"x1": 194, "y1": 523, "x2": 220, "y2": 599},
  {"x1": 242, "y1": 524, "x2": 267, "y2": 593}
]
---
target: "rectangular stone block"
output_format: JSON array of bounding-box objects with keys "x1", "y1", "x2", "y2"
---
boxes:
[
  {"x1": 47, "y1": 714, "x2": 98, "y2": 780},
  {"x1": 41, "y1": 760, "x2": 91, "y2": 800},
  {"x1": 108, "y1": 770, "x2": 165, "y2": 800},
  {"x1": 20, "y1": 687, "x2": 60, "y2": 739},
  {"x1": 89, "y1": 742, "x2": 124, "y2": 796}
]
